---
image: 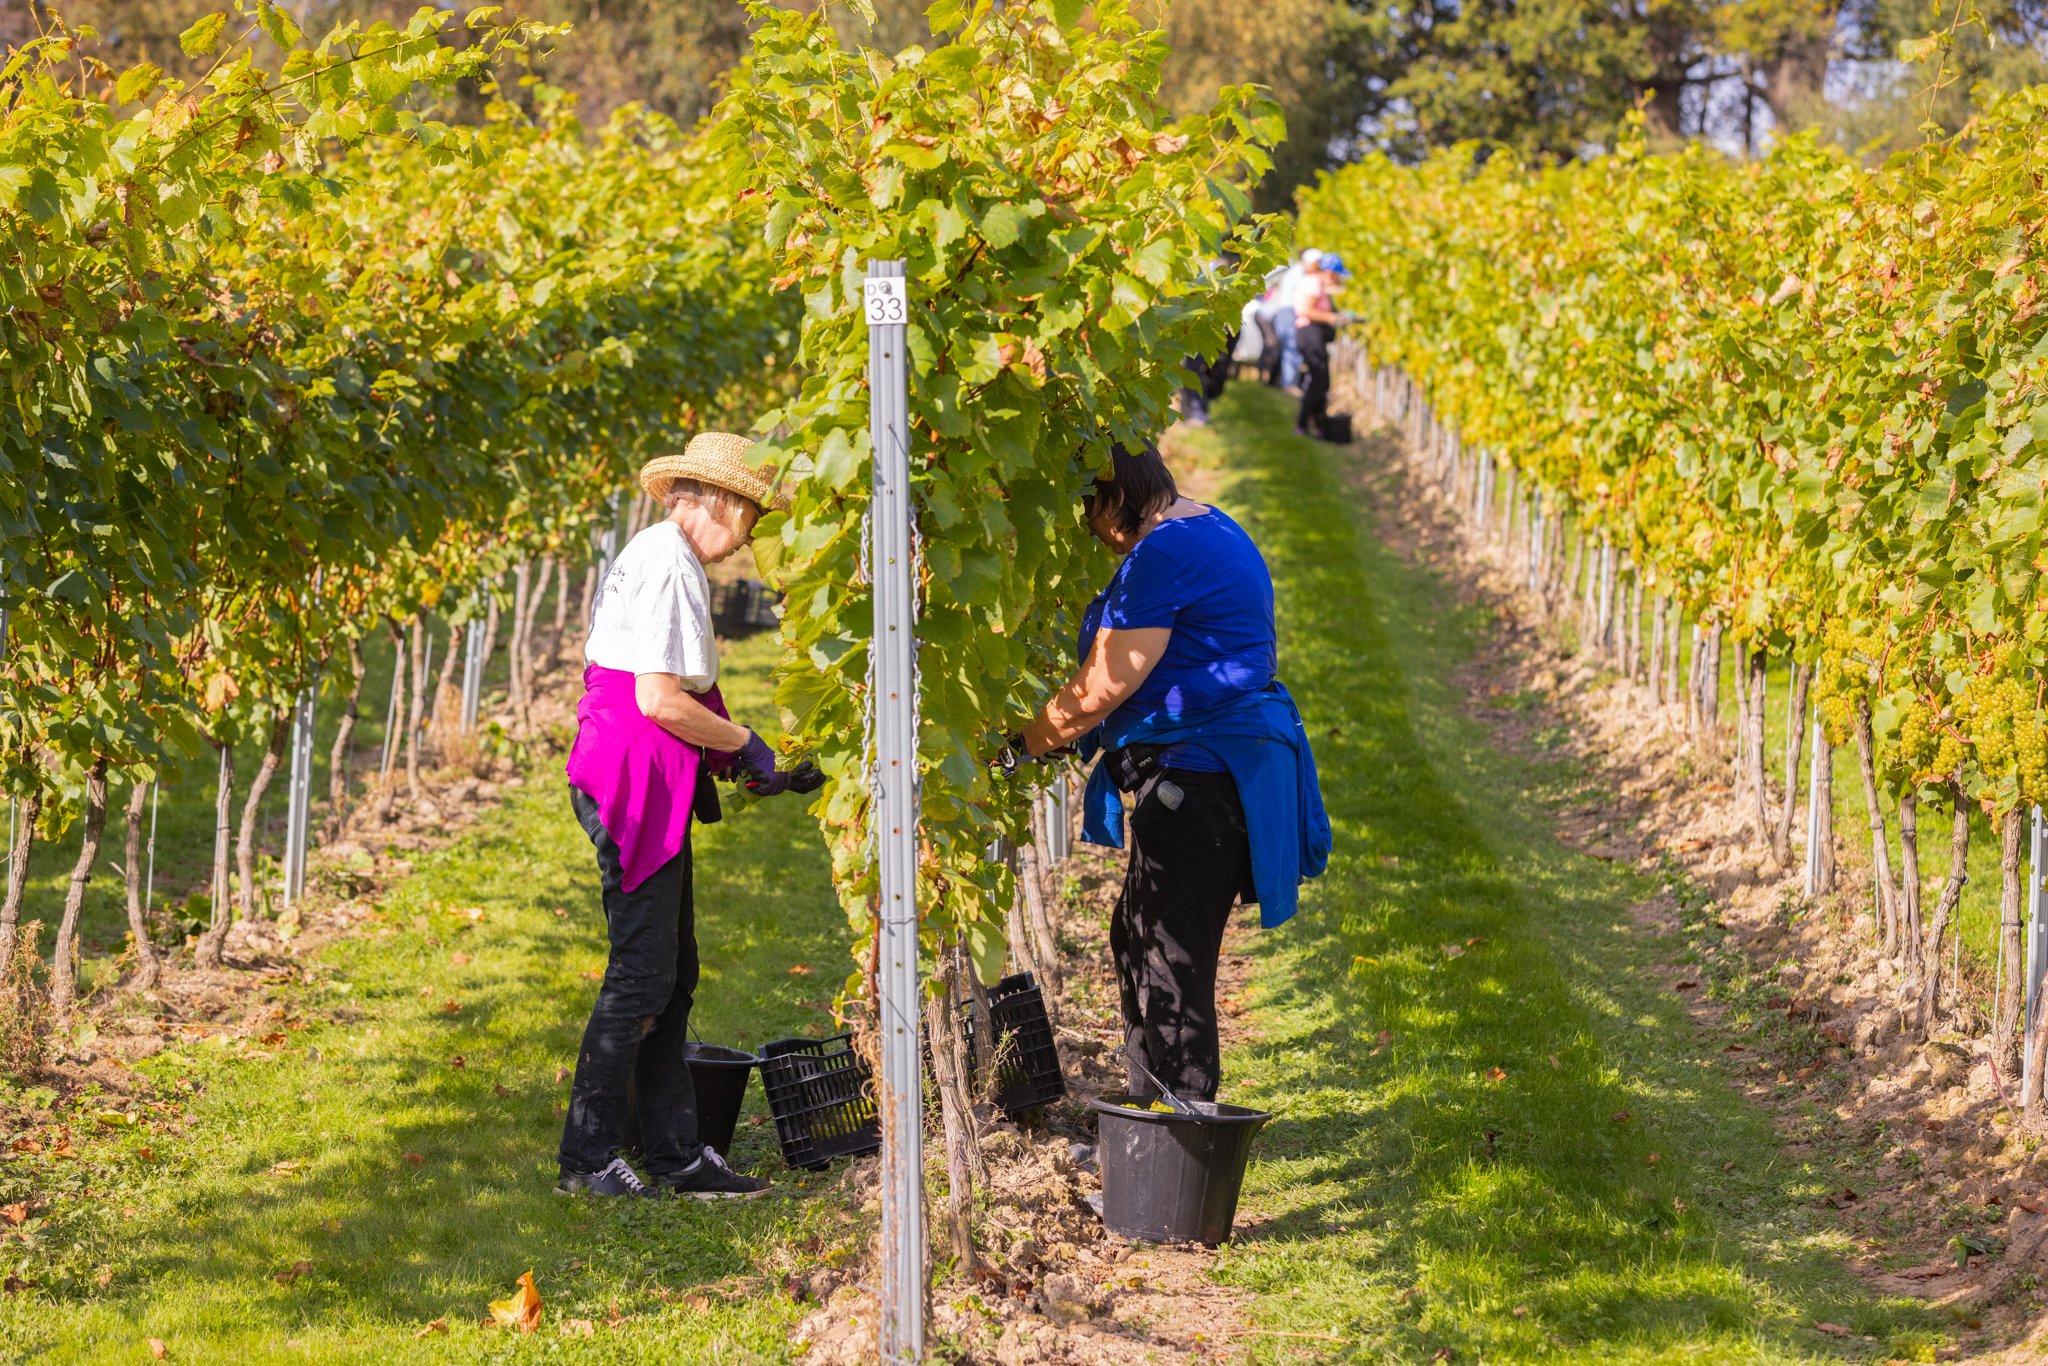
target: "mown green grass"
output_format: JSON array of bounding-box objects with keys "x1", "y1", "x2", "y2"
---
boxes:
[
  {"x1": 0, "y1": 633, "x2": 856, "y2": 1364},
  {"x1": 1185, "y1": 386, "x2": 1949, "y2": 1363}
]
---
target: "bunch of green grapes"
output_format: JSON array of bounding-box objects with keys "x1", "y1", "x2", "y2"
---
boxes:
[
  {"x1": 1897, "y1": 698, "x2": 1944, "y2": 778},
  {"x1": 1957, "y1": 660, "x2": 2048, "y2": 800},
  {"x1": 1815, "y1": 619, "x2": 1879, "y2": 743}
]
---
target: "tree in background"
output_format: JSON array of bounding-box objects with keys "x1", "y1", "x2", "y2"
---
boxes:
[{"x1": 48, "y1": 0, "x2": 2048, "y2": 230}]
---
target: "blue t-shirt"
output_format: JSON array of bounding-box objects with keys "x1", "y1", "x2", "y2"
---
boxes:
[{"x1": 1079, "y1": 507, "x2": 1277, "y2": 772}]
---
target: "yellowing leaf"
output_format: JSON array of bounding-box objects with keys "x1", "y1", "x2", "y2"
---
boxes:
[
  {"x1": 488, "y1": 1270, "x2": 543, "y2": 1333},
  {"x1": 178, "y1": 13, "x2": 228, "y2": 57}
]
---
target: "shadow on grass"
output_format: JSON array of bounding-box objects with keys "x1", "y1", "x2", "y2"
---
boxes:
[
  {"x1": 6, "y1": 642, "x2": 854, "y2": 1363},
  {"x1": 1190, "y1": 387, "x2": 1941, "y2": 1362}
]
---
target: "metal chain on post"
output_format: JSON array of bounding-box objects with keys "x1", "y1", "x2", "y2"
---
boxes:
[{"x1": 865, "y1": 259, "x2": 926, "y2": 1364}]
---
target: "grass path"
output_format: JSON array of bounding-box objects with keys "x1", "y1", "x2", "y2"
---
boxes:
[
  {"x1": 4, "y1": 386, "x2": 1963, "y2": 1364},
  {"x1": 1184, "y1": 387, "x2": 1947, "y2": 1363},
  {"x1": 1, "y1": 635, "x2": 859, "y2": 1364}
]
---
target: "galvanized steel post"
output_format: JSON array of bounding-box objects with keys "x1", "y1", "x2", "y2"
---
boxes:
[
  {"x1": 281, "y1": 687, "x2": 316, "y2": 907},
  {"x1": 866, "y1": 259, "x2": 926, "y2": 1362},
  {"x1": 461, "y1": 595, "x2": 486, "y2": 734},
  {"x1": 2027, "y1": 805, "x2": 2046, "y2": 1098}
]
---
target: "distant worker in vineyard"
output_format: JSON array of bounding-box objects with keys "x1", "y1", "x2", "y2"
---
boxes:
[
  {"x1": 1014, "y1": 443, "x2": 1330, "y2": 1103},
  {"x1": 557, "y1": 434, "x2": 822, "y2": 1199},
  {"x1": 1295, "y1": 252, "x2": 1350, "y2": 440}
]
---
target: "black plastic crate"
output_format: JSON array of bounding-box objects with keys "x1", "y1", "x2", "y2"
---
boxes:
[
  {"x1": 759, "y1": 1033, "x2": 880, "y2": 1170},
  {"x1": 708, "y1": 579, "x2": 782, "y2": 637},
  {"x1": 967, "y1": 972, "x2": 1066, "y2": 1115}
]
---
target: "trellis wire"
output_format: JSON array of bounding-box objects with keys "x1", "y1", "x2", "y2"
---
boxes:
[{"x1": 865, "y1": 258, "x2": 926, "y2": 1364}]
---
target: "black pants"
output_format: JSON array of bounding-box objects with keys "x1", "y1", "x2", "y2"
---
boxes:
[
  {"x1": 1200, "y1": 336, "x2": 1236, "y2": 403},
  {"x1": 1297, "y1": 321, "x2": 1335, "y2": 434},
  {"x1": 560, "y1": 787, "x2": 702, "y2": 1176},
  {"x1": 1256, "y1": 316, "x2": 1284, "y2": 386},
  {"x1": 1111, "y1": 768, "x2": 1254, "y2": 1103}
]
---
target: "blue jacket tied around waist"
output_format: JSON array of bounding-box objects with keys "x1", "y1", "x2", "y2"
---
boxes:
[{"x1": 1080, "y1": 684, "x2": 1332, "y2": 929}]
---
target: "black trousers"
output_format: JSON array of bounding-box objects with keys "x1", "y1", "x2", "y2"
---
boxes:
[
  {"x1": 1111, "y1": 768, "x2": 1254, "y2": 1103},
  {"x1": 560, "y1": 787, "x2": 702, "y2": 1176},
  {"x1": 1256, "y1": 316, "x2": 1284, "y2": 386},
  {"x1": 1297, "y1": 321, "x2": 1335, "y2": 434}
]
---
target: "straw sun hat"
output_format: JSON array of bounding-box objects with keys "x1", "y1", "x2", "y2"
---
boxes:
[{"x1": 637, "y1": 432, "x2": 791, "y2": 513}]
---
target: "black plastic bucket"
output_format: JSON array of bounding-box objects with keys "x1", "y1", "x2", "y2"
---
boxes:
[
  {"x1": 622, "y1": 1043, "x2": 761, "y2": 1159},
  {"x1": 1090, "y1": 1093, "x2": 1271, "y2": 1246}
]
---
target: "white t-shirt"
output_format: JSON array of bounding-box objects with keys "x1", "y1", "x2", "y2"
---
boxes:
[
  {"x1": 584, "y1": 523, "x2": 718, "y2": 692},
  {"x1": 1279, "y1": 266, "x2": 1319, "y2": 312}
]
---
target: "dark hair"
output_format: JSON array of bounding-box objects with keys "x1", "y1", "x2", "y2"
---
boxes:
[{"x1": 1085, "y1": 442, "x2": 1179, "y2": 536}]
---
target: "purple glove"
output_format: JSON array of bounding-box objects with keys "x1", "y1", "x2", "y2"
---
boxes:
[{"x1": 735, "y1": 730, "x2": 779, "y2": 783}]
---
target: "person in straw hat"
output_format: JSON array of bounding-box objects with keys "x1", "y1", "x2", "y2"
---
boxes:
[{"x1": 558, "y1": 432, "x2": 821, "y2": 1199}]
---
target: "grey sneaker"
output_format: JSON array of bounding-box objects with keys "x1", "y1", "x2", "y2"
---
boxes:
[
  {"x1": 556, "y1": 1157, "x2": 658, "y2": 1198},
  {"x1": 655, "y1": 1146, "x2": 771, "y2": 1200}
]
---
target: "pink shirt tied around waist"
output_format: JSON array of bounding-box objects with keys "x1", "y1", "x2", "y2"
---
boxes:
[{"x1": 565, "y1": 664, "x2": 736, "y2": 893}]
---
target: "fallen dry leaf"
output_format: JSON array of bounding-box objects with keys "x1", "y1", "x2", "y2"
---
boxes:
[
  {"x1": 148, "y1": 1340, "x2": 168, "y2": 1361},
  {"x1": 1440, "y1": 943, "x2": 1467, "y2": 959},
  {"x1": 555, "y1": 1066, "x2": 571, "y2": 1084},
  {"x1": 1465, "y1": 936, "x2": 1488, "y2": 947},
  {"x1": 488, "y1": 1270, "x2": 543, "y2": 1334},
  {"x1": 1819, "y1": 1026, "x2": 1848, "y2": 1047},
  {"x1": 2016, "y1": 1196, "x2": 2047, "y2": 1214},
  {"x1": 441, "y1": 1000, "x2": 461, "y2": 1014},
  {"x1": 450, "y1": 1056, "x2": 466, "y2": 1070},
  {"x1": 1822, "y1": 1189, "x2": 1859, "y2": 1209},
  {"x1": 1483, "y1": 1067, "x2": 1507, "y2": 1083},
  {"x1": 1646, "y1": 1152, "x2": 1661, "y2": 1165},
  {"x1": 318, "y1": 1219, "x2": 343, "y2": 1234},
  {"x1": 261, "y1": 1031, "x2": 288, "y2": 1046},
  {"x1": 1812, "y1": 1321, "x2": 1852, "y2": 1337},
  {"x1": 0, "y1": 1204, "x2": 26, "y2": 1226},
  {"x1": 1674, "y1": 980, "x2": 1699, "y2": 992},
  {"x1": 579, "y1": 968, "x2": 603, "y2": 980},
  {"x1": 1510, "y1": 1305, "x2": 1528, "y2": 1318},
  {"x1": 404, "y1": 1152, "x2": 424, "y2": 1167},
  {"x1": 1547, "y1": 1054, "x2": 1560, "y2": 1069},
  {"x1": 561, "y1": 1316, "x2": 596, "y2": 1337},
  {"x1": 415, "y1": 1319, "x2": 448, "y2": 1338},
  {"x1": 450, "y1": 952, "x2": 471, "y2": 966},
  {"x1": 1611, "y1": 1111, "x2": 1631, "y2": 1125},
  {"x1": 788, "y1": 963, "x2": 814, "y2": 977},
  {"x1": 137, "y1": 1146, "x2": 156, "y2": 1162},
  {"x1": 553, "y1": 907, "x2": 569, "y2": 918},
  {"x1": 268, "y1": 1160, "x2": 303, "y2": 1178},
  {"x1": 493, "y1": 1083, "x2": 514, "y2": 1098},
  {"x1": 274, "y1": 1259, "x2": 314, "y2": 1286}
]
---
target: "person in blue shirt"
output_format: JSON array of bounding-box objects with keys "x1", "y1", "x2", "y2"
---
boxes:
[{"x1": 1018, "y1": 442, "x2": 1331, "y2": 1103}]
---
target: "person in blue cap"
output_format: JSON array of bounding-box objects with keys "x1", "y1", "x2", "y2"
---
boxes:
[
  {"x1": 1294, "y1": 252, "x2": 1350, "y2": 440},
  {"x1": 1013, "y1": 442, "x2": 1331, "y2": 1103}
]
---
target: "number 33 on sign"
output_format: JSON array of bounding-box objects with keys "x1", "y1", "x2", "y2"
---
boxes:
[{"x1": 864, "y1": 278, "x2": 907, "y2": 325}]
